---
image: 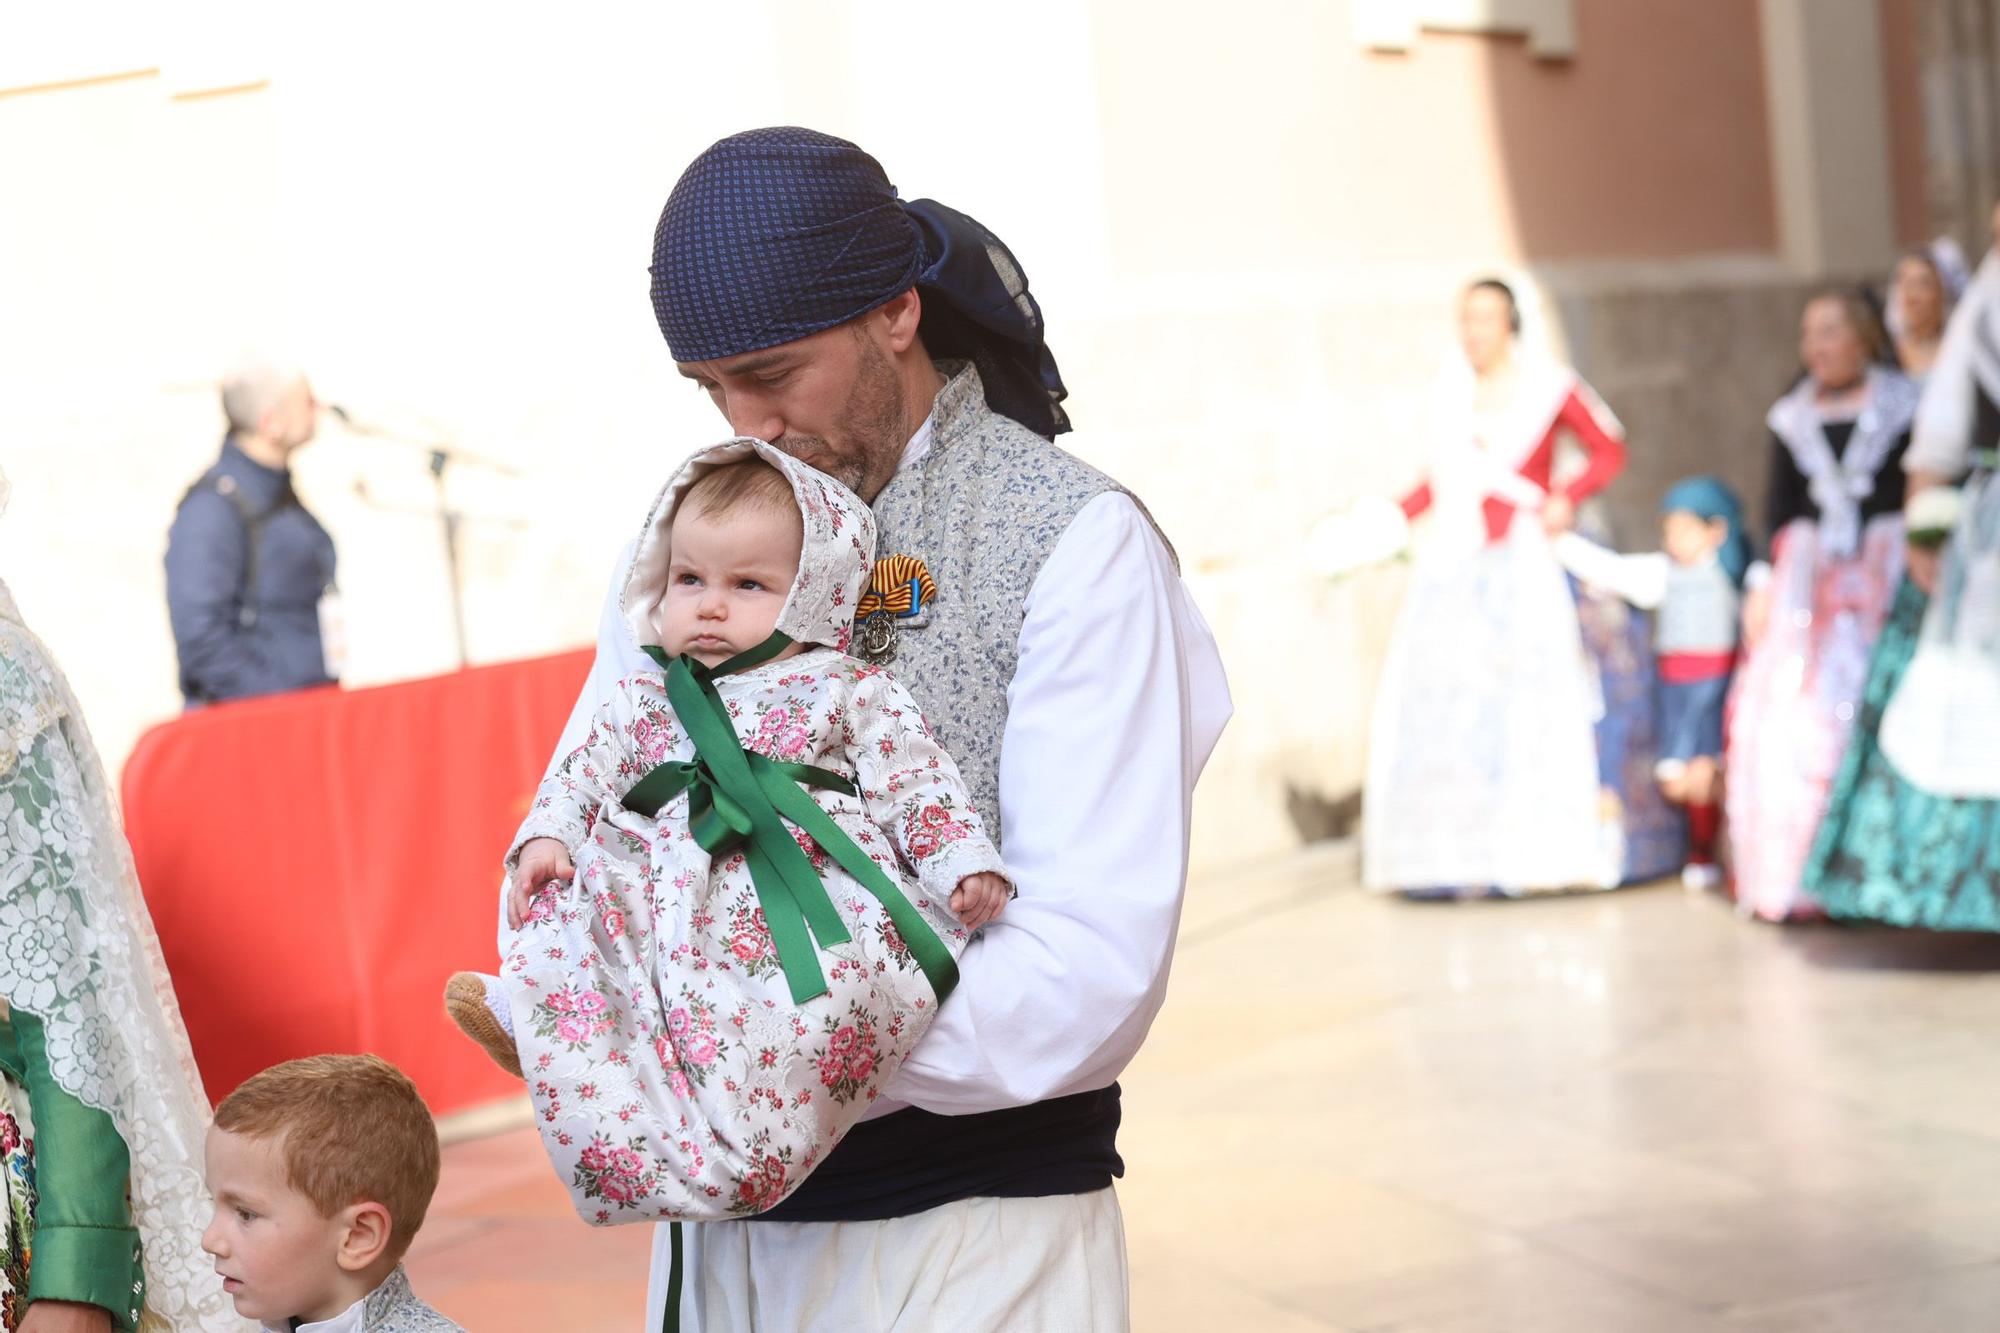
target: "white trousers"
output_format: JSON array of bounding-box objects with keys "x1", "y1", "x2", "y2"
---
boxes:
[{"x1": 644, "y1": 1188, "x2": 1129, "y2": 1332}]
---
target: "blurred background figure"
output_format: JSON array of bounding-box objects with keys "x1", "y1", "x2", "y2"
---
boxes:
[
  {"x1": 1886, "y1": 245, "x2": 1958, "y2": 381},
  {"x1": 1728, "y1": 291, "x2": 1915, "y2": 922},
  {"x1": 1809, "y1": 198, "x2": 2000, "y2": 929},
  {"x1": 1361, "y1": 278, "x2": 1631, "y2": 899},
  {"x1": 1552, "y1": 477, "x2": 1751, "y2": 891},
  {"x1": 164, "y1": 358, "x2": 339, "y2": 706}
]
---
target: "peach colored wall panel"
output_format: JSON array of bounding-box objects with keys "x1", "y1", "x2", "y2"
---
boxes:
[
  {"x1": 1088, "y1": 2, "x2": 1524, "y2": 271},
  {"x1": 1091, "y1": 0, "x2": 1777, "y2": 269},
  {"x1": 1476, "y1": 0, "x2": 1779, "y2": 258}
]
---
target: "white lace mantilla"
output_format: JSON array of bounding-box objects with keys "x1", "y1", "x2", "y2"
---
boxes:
[{"x1": 0, "y1": 583, "x2": 250, "y2": 1331}]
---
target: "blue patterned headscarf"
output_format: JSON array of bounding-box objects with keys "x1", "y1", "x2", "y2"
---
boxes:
[
  {"x1": 651, "y1": 127, "x2": 1070, "y2": 438},
  {"x1": 1661, "y1": 475, "x2": 1750, "y2": 585}
]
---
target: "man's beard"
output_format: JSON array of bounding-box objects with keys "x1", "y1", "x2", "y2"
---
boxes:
[{"x1": 772, "y1": 335, "x2": 907, "y2": 501}]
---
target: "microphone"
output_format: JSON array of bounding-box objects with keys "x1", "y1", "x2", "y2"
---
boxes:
[{"x1": 326, "y1": 403, "x2": 395, "y2": 438}]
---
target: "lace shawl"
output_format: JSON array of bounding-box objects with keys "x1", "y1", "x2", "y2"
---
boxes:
[{"x1": 0, "y1": 583, "x2": 248, "y2": 1331}]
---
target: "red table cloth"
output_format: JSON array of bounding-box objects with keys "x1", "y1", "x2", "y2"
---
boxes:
[{"x1": 121, "y1": 650, "x2": 591, "y2": 1115}]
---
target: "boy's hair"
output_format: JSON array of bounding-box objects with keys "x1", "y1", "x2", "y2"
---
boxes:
[
  {"x1": 213, "y1": 1054, "x2": 440, "y2": 1259},
  {"x1": 680, "y1": 457, "x2": 798, "y2": 522}
]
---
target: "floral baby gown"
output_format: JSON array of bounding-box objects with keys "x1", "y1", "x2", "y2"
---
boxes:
[{"x1": 499, "y1": 439, "x2": 1004, "y2": 1224}]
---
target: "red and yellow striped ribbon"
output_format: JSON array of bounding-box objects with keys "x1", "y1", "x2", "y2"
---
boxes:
[{"x1": 856, "y1": 554, "x2": 938, "y2": 619}]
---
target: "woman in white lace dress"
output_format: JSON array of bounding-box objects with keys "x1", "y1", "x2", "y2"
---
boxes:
[
  {"x1": 0, "y1": 479, "x2": 247, "y2": 1331},
  {"x1": 1364, "y1": 279, "x2": 1631, "y2": 896}
]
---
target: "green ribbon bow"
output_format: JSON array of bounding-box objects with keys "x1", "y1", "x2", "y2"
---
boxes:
[{"x1": 623, "y1": 633, "x2": 958, "y2": 1008}]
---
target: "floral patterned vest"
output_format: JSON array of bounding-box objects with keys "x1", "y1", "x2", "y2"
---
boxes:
[
  {"x1": 864, "y1": 363, "x2": 1170, "y2": 842},
  {"x1": 762, "y1": 364, "x2": 1166, "y2": 1227},
  {"x1": 352, "y1": 1266, "x2": 464, "y2": 1331}
]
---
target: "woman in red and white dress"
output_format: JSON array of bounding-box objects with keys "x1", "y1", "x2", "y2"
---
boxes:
[{"x1": 1365, "y1": 279, "x2": 1628, "y2": 896}]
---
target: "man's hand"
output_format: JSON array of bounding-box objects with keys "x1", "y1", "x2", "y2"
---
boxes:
[
  {"x1": 19, "y1": 1302, "x2": 114, "y2": 1333},
  {"x1": 507, "y1": 837, "x2": 575, "y2": 930},
  {"x1": 950, "y1": 872, "x2": 1012, "y2": 931}
]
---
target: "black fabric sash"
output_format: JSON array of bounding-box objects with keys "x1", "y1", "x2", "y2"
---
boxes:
[{"x1": 752, "y1": 1084, "x2": 1124, "y2": 1223}]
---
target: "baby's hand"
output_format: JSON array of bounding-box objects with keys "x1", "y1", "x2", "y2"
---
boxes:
[
  {"x1": 950, "y1": 872, "x2": 1011, "y2": 931},
  {"x1": 507, "y1": 837, "x2": 575, "y2": 930}
]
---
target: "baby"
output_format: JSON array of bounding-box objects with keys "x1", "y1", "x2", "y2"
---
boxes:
[
  {"x1": 446, "y1": 439, "x2": 1007, "y2": 1223},
  {"x1": 202, "y1": 1054, "x2": 461, "y2": 1332}
]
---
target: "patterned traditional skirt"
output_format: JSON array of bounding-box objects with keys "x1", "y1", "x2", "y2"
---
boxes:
[
  {"x1": 1365, "y1": 525, "x2": 1605, "y2": 893},
  {"x1": 1807, "y1": 576, "x2": 2000, "y2": 930},
  {"x1": 0, "y1": 1068, "x2": 35, "y2": 1332},
  {"x1": 1726, "y1": 517, "x2": 1902, "y2": 921}
]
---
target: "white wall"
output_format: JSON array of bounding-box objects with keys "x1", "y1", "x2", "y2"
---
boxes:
[{"x1": 0, "y1": 1, "x2": 1821, "y2": 873}]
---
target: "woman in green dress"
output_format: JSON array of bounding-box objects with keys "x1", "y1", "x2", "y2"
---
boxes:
[
  {"x1": 0, "y1": 489, "x2": 245, "y2": 1331},
  {"x1": 1806, "y1": 220, "x2": 2000, "y2": 927}
]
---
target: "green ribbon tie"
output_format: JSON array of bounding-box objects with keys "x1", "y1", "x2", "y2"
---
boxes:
[{"x1": 623, "y1": 633, "x2": 958, "y2": 1008}]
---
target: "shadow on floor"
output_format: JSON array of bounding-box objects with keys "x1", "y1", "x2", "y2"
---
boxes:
[
  {"x1": 1285, "y1": 782, "x2": 1361, "y2": 843},
  {"x1": 1786, "y1": 922, "x2": 2000, "y2": 973}
]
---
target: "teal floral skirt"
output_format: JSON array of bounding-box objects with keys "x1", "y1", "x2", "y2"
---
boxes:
[
  {"x1": 0, "y1": 1068, "x2": 34, "y2": 1331},
  {"x1": 1805, "y1": 579, "x2": 2000, "y2": 929}
]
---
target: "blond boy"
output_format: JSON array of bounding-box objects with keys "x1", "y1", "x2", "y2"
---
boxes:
[{"x1": 201, "y1": 1055, "x2": 461, "y2": 1332}]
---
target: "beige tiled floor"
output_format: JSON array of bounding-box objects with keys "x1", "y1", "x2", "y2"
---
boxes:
[{"x1": 408, "y1": 843, "x2": 2000, "y2": 1330}]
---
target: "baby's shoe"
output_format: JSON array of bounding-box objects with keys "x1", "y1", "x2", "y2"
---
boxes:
[{"x1": 444, "y1": 971, "x2": 523, "y2": 1078}]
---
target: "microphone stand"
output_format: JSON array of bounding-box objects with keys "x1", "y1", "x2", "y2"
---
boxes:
[
  {"x1": 329, "y1": 406, "x2": 518, "y2": 671},
  {"x1": 428, "y1": 447, "x2": 469, "y2": 670}
]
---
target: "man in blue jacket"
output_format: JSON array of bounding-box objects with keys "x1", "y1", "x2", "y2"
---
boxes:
[{"x1": 164, "y1": 359, "x2": 339, "y2": 705}]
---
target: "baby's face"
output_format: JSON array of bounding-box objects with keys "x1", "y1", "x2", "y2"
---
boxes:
[
  {"x1": 657, "y1": 501, "x2": 805, "y2": 667},
  {"x1": 201, "y1": 1126, "x2": 352, "y2": 1323}
]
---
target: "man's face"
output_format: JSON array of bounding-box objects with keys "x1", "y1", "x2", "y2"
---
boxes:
[
  {"x1": 268, "y1": 376, "x2": 319, "y2": 452},
  {"x1": 677, "y1": 319, "x2": 908, "y2": 502}
]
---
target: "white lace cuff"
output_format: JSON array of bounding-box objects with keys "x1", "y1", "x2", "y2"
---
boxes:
[
  {"x1": 909, "y1": 833, "x2": 1008, "y2": 907},
  {"x1": 506, "y1": 816, "x2": 588, "y2": 872}
]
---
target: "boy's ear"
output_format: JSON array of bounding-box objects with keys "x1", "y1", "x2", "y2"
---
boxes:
[
  {"x1": 334, "y1": 1200, "x2": 395, "y2": 1273},
  {"x1": 1706, "y1": 516, "x2": 1731, "y2": 543}
]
